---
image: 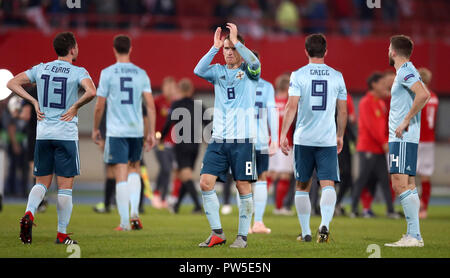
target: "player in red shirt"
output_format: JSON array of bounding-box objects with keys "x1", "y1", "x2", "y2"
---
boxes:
[
  {"x1": 359, "y1": 70, "x2": 397, "y2": 214},
  {"x1": 267, "y1": 73, "x2": 295, "y2": 215},
  {"x1": 351, "y1": 72, "x2": 398, "y2": 218},
  {"x1": 417, "y1": 68, "x2": 439, "y2": 219},
  {"x1": 153, "y1": 77, "x2": 180, "y2": 209}
]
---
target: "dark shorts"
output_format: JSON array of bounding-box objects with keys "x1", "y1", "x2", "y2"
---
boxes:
[
  {"x1": 34, "y1": 140, "x2": 80, "y2": 177},
  {"x1": 388, "y1": 141, "x2": 418, "y2": 176},
  {"x1": 255, "y1": 149, "x2": 269, "y2": 177},
  {"x1": 175, "y1": 143, "x2": 199, "y2": 170},
  {"x1": 200, "y1": 138, "x2": 257, "y2": 183},
  {"x1": 293, "y1": 145, "x2": 340, "y2": 183},
  {"x1": 104, "y1": 137, "x2": 143, "y2": 164}
]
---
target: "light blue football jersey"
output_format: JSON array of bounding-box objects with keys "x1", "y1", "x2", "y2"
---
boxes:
[
  {"x1": 97, "y1": 62, "x2": 152, "y2": 138},
  {"x1": 26, "y1": 60, "x2": 92, "y2": 140},
  {"x1": 389, "y1": 62, "x2": 422, "y2": 144},
  {"x1": 194, "y1": 44, "x2": 260, "y2": 140},
  {"x1": 254, "y1": 78, "x2": 277, "y2": 150},
  {"x1": 289, "y1": 63, "x2": 347, "y2": 147}
]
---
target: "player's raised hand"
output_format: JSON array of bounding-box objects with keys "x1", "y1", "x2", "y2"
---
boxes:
[
  {"x1": 214, "y1": 27, "x2": 224, "y2": 49},
  {"x1": 395, "y1": 119, "x2": 410, "y2": 139},
  {"x1": 280, "y1": 136, "x2": 290, "y2": 156},
  {"x1": 337, "y1": 136, "x2": 344, "y2": 154},
  {"x1": 226, "y1": 23, "x2": 239, "y2": 45},
  {"x1": 60, "y1": 105, "x2": 78, "y2": 122}
]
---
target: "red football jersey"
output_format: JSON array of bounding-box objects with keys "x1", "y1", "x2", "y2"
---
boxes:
[
  {"x1": 154, "y1": 94, "x2": 174, "y2": 144},
  {"x1": 356, "y1": 92, "x2": 388, "y2": 154},
  {"x1": 420, "y1": 91, "x2": 439, "y2": 142},
  {"x1": 275, "y1": 94, "x2": 294, "y2": 146}
]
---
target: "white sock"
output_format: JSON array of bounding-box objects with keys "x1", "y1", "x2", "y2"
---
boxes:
[
  {"x1": 25, "y1": 184, "x2": 47, "y2": 216},
  {"x1": 57, "y1": 189, "x2": 73, "y2": 234},
  {"x1": 128, "y1": 172, "x2": 141, "y2": 219},
  {"x1": 295, "y1": 191, "x2": 311, "y2": 237},
  {"x1": 116, "y1": 181, "x2": 130, "y2": 228},
  {"x1": 319, "y1": 186, "x2": 336, "y2": 230}
]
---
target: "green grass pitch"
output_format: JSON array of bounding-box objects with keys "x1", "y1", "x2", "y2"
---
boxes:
[{"x1": 0, "y1": 203, "x2": 449, "y2": 258}]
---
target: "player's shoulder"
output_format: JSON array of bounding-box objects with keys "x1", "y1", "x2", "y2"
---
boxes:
[
  {"x1": 101, "y1": 63, "x2": 118, "y2": 74},
  {"x1": 397, "y1": 62, "x2": 419, "y2": 79},
  {"x1": 291, "y1": 65, "x2": 309, "y2": 76},
  {"x1": 323, "y1": 64, "x2": 344, "y2": 78},
  {"x1": 129, "y1": 63, "x2": 148, "y2": 74}
]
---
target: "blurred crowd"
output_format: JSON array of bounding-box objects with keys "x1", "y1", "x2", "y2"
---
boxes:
[{"x1": 1, "y1": 0, "x2": 449, "y2": 36}]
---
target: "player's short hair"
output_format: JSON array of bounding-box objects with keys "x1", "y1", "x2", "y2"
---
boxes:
[
  {"x1": 418, "y1": 68, "x2": 432, "y2": 85},
  {"x1": 390, "y1": 35, "x2": 413, "y2": 58},
  {"x1": 367, "y1": 72, "x2": 384, "y2": 90},
  {"x1": 276, "y1": 74, "x2": 290, "y2": 92},
  {"x1": 53, "y1": 32, "x2": 77, "y2": 57},
  {"x1": 178, "y1": 78, "x2": 194, "y2": 94},
  {"x1": 224, "y1": 34, "x2": 245, "y2": 45},
  {"x1": 305, "y1": 33, "x2": 327, "y2": 58},
  {"x1": 114, "y1": 35, "x2": 131, "y2": 54}
]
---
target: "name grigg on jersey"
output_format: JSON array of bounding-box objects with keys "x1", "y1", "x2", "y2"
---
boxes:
[{"x1": 310, "y1": 69, "x2": 329, "y2": 76}]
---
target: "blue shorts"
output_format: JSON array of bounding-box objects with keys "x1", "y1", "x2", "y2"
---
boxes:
[
  {"x1": 389, "y1": 141, "x2": 418, "y2": 176},
  {"x1": 104, "y1": 137, "x2": 143, "y2": 164},
  {"x1": 293, "y1": 145, "x2": 340, "y2": 183},
  {"x1": 255, "y1": 149, "x2": 269, "y2": 177},
  {"x1": 200, "y1": 138, "x2": 257, "y2": 183},
  {"x1": 34, "y1": 140, "x2": 80, "y2": 177}
]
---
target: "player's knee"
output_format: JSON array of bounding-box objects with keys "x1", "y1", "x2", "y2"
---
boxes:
[
  {"x1": 296, "y1": 181, "x2": 309, "y2": 191},
  {"x1": 199, "y1": 176, "x2": 214, "y2": 192}
]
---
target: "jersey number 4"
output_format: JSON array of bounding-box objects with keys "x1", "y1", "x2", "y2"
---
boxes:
[
  {"x1": 311, "y1": 80, "x2": 327, "y2": 111},
  {"x1": 41, "y1": 74, "x2": 67, "y2": 109}
]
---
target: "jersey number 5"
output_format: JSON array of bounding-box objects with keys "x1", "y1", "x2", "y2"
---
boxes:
[
  {"x1": 41, "y1": 74, "x2": 67, "y2": 109},
  {"x1": 311, "y1": 80, "x2": 327, "y2": 111},
  {"x1": 120, "y1": 77, "x2": 133, "y2": 104}
]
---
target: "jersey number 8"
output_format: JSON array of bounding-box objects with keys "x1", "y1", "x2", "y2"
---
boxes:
[{"x1": 311, "y1": 80, "x2": 327, "y2": 111}]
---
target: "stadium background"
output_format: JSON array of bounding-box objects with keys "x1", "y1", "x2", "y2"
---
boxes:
[{"x1": 1, "y1": 0, "x2": 449, "y2": 204}]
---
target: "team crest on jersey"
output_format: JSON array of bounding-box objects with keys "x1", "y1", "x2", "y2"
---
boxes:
[{"x1": 236, "y1": 71, "x2": 244, "y2": 80}]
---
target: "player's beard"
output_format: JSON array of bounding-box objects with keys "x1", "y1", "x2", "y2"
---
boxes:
[{"x1": 389, "y1": 55, "x2": 394, "y2": 66}]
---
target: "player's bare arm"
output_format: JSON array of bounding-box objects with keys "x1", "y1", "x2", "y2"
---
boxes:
[
  {"x1": 280, "y1": 95, "x2": 299, "y2": 155},
  {"x1": 144, "y1": 92, "x2": 156, "y2": 150},
  {"x1": 7, "y1": 72, "x2": 44, "y2": 120},
  {"x1": 193, "y1": 29, "x2": 222, "y2": 79},
  {"x1": 268, "y1": 105, "x2": 279, "y2": 156},
  {"x1": 336, "y1": 99, "x2": 348, "y2": 154},
  {"x1": 395, "y1": 80, "x2": 430, "y2": 139},
  {"x1": 61, "y1": 78, "x2": 96, "y2": 122},
  {"x1": 92, "y1": 95, "x2": 106, "y2": 145}
]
